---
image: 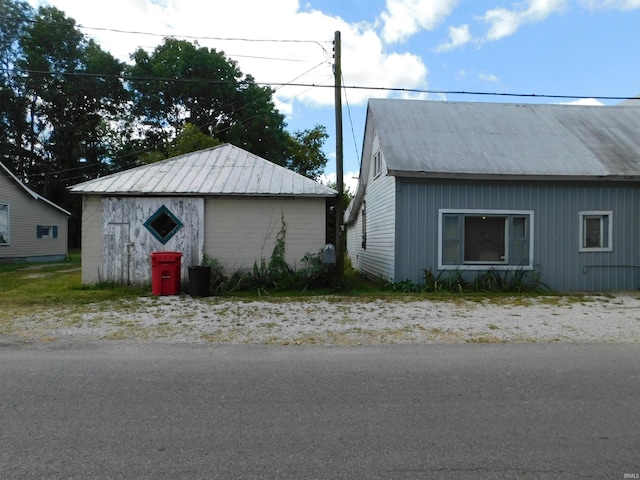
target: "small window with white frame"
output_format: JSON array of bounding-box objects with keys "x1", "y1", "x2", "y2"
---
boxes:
[
  {"x1": 579, "y1": 211, "x2": 612, "y2": 252},
  {"x1": 373, "y1": 150, "x2": 382, "y2": 178},
  {"x1": 37, "y1": 225, "x2": 58, "y2": 239}
]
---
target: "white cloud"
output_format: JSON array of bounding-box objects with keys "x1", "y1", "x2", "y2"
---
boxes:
[
  {"x1": 435, "y1": 24, "x2": 472, "y2": 52},
  {"x1": 479, "y1": 73, "x2": 500, "y2": 83},
  {"x1": 482, "y1": 0, "x2": 568, "y2": 41},
  {"x1": 559, "y1": 98, "x2": 604, "y2": 105},
  {"x1": 579, "y1": 0, "x2": 640, "y2": 9},
  {"x1": 381, "y1": 0, "x2": 459, "y2": 43},
  {"x1": 478, "y1": 0, "x2": 640, "y2": 44},
  {"x1": 33, "y1": 0, "x2": 429, "y2": 113},
  {"x1": 319, "y1": 171, "x2": 360, "y2": 195},
  {"x1": 455, "y1": 69, "x2": 467, "y2": 81}
]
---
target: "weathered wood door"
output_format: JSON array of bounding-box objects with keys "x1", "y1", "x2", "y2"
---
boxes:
[
  {"x1": 103, "y1": 222, "x2": 131, "y2": 284},
  {"x1": 101, "y1": 197, "x2": 204, "y2": 286}
]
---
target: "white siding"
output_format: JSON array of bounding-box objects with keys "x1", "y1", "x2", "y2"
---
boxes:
[
  {"x1": 347, "y1": 131, "x2": 396, "y2": 281},
  {"x1": 346, "y1": 205, "x2": 363, "y2": 267},
  {"x1": 204, "y1": 197, "x2": 326, "y2": 272}
]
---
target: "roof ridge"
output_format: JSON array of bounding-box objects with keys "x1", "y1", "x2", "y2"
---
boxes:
[
  {"x1": 0, "y1": 161, "x2": 71, "y2": 215},
  {"x1": 69, "y1": 144, "x2": 337, "y2": 197}
]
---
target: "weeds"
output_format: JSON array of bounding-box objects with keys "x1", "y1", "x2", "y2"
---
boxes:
[
  {"x1": 387, "y1": 266, "x2": 550, "y2": 294},
  {"x1": 202, "y1": 214, "x2": 335, "y2": 296}
]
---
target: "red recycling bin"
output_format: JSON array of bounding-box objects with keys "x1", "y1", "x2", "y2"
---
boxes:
[{"x1": 151, "y1": 251, "x2": 182, "y2": 295}]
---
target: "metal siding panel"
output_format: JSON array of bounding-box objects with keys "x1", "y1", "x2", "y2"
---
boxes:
[{"x1": 395, "y1": 180, "x2": 640, "y2": 291}]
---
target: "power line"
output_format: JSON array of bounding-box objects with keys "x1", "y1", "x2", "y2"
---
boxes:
[
  {"x1": 75, "y1": 25, "x2": 333, "y2": 58},
  {"x1": 3, "y1": 67, "x2": 635, "y2": 101},
  {"x1": 336, "y1": 85, "x2": 635, "y2": 102},
  {"x1": 2, "y1": 14, "x2": 331, "y2": 46},
  {"x1": 341, "y1": 72, "x2": 361, "y2": 171},
  {"x1": 76, "y1": 23, "x2": 331, "y2": 46},
  {"x1": 0, "y1": 67, "x2": 627, "y2": 101},
  {"x1": 4, "y1": 13, "x2": 634, "y2": 102},
  {"x1": 10, "y1": 61, "x2": 336, "y2": 182},
  {"x1": 213, "y1": 53, "x2": 309, "y2": 63}
]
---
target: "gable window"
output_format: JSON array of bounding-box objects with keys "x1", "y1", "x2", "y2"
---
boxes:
[
  {"x1": 579, "y1": 211, "x2": 612, "y2": 252},
  {"x1": 144, "y1": 205, "x2": 183, "y2": 244},
  {"x1": 373, "y1": 151, "x2": 382, "y2": 178},
  {"x1": 439, "y1": 209, "x2": 533, "y2": 270},
  {"x1": 37, "y1": 225, "x2": 57, "y2": 239},
  {"x1": 0, "y1": 203, "x2": 8, "y2": 245}
]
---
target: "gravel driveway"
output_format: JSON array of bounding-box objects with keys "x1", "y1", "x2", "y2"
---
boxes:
[{"x1": 5, "y1": 293, "x2": 640, "y2": 345}]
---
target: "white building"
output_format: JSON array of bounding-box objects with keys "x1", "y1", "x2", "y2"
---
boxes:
[{"x1": 70, "y1": 144, "x2": 336, "y2": 286}]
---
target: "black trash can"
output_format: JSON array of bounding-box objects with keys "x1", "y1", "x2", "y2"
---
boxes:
[{"x1": 188, "y1": 266, "x2": 211, "y2": 297}]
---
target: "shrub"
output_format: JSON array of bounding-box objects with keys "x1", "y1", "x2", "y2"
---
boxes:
[
  {"x1": 203, "y1": 215, "x2": 334, "y2": 295},
  {"x1": 384, "y1": 266, "x2": 549, "y2": 294}
]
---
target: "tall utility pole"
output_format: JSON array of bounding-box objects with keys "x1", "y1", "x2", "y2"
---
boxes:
[{"x1": 333, "y1": 30, "x2": 345, "y2": 285}]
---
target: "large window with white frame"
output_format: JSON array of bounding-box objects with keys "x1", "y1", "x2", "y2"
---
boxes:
[
  {"x1": 579, "y1": 211, "x2": 612, "y2": 252},
  {"x1": 0, "y1": 203, "x2": 8, "y2": 245},
  {"x1": 438, "y1": 209, "x2": 534, "y2": 270}
]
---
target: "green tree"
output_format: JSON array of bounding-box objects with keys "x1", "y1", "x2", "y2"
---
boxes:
[
  {"x1": 16, "y1": 6, "x2": 127, "y2": 196},
  {"x1": 138, "y1": 123, "x2": 221, "y2": 163},
  {"x1": 0, "y1": 0, "x2": 332, "y2": 249},
  {"x1": 285, "y1": 125, "x2": 329, "y2": 180},
  {"x1": 9, "y1": 4, "x2": 127, "y2": 245},
  {"x1": 0, "y1": 0, "x2": 32, "y2": 176},
  {"x1": 167, "y1": 123, "x2": 220, "y2": 158},
  {"x1": 126, "y1": 38, "x2": 295, "y2": 167}
]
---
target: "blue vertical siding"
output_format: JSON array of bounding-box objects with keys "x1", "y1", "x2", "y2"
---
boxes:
[{"x1": 395, "y1": 179, "x2": 640, "y2": 291}]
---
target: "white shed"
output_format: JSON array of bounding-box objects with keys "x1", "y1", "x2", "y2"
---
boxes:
[{"x1": 70, "y1": 144, "x2": 336, "y2": 286}]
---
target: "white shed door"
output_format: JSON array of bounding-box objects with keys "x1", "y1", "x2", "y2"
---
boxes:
[{"x1": 103, "y1": 222, "x2": 131, "y2": 284}]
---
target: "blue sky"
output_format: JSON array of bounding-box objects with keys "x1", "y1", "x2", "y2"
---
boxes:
[{"x1": 31, "y1": 0, "x2": 640, "y2": 192}]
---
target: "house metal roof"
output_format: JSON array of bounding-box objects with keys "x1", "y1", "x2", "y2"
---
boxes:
[
  {"x1": 621, "y1": 96, "x2": 640, "y2": 106},
  {"x1": 344, "y1": 99, "x2": 640, "y2": 225},
  {"x1": 69, "y1": 144, "x2": 337, "y2": 197},
  {"x1": 1, "y1": 162, "x2": 70, "y2": 216},
  {"x1": 368, "y1": 99, "x2": 640, "y2": 180}
]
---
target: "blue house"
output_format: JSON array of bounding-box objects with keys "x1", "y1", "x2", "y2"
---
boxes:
[{"x1": 345, "y1": 99, "x2": 640, "y2": 291}]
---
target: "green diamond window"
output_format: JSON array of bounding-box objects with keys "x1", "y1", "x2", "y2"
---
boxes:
[{"x1": 144, "y1": 205, "x2": 183, "y2": 244}]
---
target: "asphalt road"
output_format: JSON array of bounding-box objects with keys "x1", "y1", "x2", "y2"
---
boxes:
[{"x1": 1, "y1": 343, "x2": 639, "y2": 479}]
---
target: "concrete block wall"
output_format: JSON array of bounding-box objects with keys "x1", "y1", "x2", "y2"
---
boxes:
[
  {"x1": 80, "y1": 195, "x2": 104, "y2": 284},
  {"x1": 204, "y1": 197, "x2": 327, "y2": 272}
]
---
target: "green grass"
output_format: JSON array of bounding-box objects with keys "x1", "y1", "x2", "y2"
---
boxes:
[
  {"x1": 0, "y1": 252, "x2": 146, "y2": 318},
  {"x1": 0, "y1": 252, "x2": 596, "y2": 322}
]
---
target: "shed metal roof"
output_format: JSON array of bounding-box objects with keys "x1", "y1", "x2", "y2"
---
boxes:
[
  {"x1": 69, "y1": 144, "x2": 337, "y2": 197},
  {"x1": 368, "y1": 99, "x2": 640, "y2": 180}
]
